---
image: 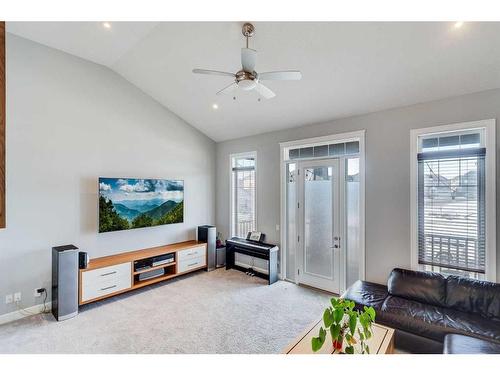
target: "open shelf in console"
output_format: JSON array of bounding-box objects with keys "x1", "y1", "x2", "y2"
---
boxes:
[
  {"x1": 132, "y1": 250, "x2": 177, "y2": 287},
  {"x1": 132, "y1": 271, "x2": 177, "y2": 289}
]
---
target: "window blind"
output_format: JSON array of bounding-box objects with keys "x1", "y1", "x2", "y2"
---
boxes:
[
  {"x1": 417, "y1": 147, "x2": 486, "y2": 274},
  {"x1": 232, "y1": 156, "x2": 256, "y2": 238}
]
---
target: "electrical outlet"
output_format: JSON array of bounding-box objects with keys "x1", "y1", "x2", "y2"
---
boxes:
[
  {"x1": 14, "y1": 292, "x2": 21, "y2": 302},
  {"x1": 5, "y1": 294, "x2": 13, "y2": 304},
  {"x1": 34, "y1": 287, "x2": 46, "y2": 297}
]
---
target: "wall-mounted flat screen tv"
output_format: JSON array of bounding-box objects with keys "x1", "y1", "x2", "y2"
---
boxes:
[{"x1": 98, "y1": 178, "x2": 184, "y2": 233}]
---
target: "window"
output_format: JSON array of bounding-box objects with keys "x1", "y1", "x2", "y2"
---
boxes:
[
  {"x1": 411, "y1": 120, "x2": 496, "y2": 281},
  {"x1": 230, "y1": 152, "x2": 256, "y2": 238},
  {"x1": 287, "y1": 141, "x2": 360, "y2": 160}
]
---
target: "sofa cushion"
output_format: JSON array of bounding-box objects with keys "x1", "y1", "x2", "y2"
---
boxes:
[
  {"x1": 446, "y1": 276, "x2": 500, "y2": 320},
  {"x1": 341, "y1": 280, "x2": 388, "y2": 310},
  {"x1": 376, "y1": 295, "x2": 500, "y2": 344},
  {"x1": 387, "y1": 268, "x2": 446, "y2": 307},
  {"x1": 444, "y1": 334, "x2": 500, "y2": 354},
  {"x1": 441, "y1": 307, "x2": 500, "y2": 343},
  {"x1": 378, "y1": 296, "x2": 449, "y2": 342}
]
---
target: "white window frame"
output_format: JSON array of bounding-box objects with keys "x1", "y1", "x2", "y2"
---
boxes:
[
  {"x1": 410, "y1": 119, "x2": 496, "y2": 282},
  {"x1": 229, "y1": 151, "x2": 257, "y2": 238},
  {"x1": 279, "y1": 130, "x2": 366, "y2": 287}
]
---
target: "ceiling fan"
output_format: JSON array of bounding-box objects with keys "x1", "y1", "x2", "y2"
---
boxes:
[{"x1": 192, "y1": 23, "x2": 302, "y2": 99}]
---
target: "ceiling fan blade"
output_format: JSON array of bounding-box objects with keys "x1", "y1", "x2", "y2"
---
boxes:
[
  {"x1": 241, "y1": 48, "x2": 256, "y2": 72},
  {"x1": 258, "y1": 70, "x2": 302, "y2": 81},
  {"x1": 254, "y1": 83, "x2": 276, "y2": 99},
  {"x1": 216, "y1": 82, "x2": 238, "y2": 96},
  {"x1": 192, "y1": 69, "x2": 235, "y2": 78}
]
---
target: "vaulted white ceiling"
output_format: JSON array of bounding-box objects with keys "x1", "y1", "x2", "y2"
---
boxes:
[{"x1": 7, "y1": 22, "x2": 500, "y2": 141}]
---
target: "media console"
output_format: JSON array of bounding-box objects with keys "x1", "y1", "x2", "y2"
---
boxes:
[{"x1": 79, "y1": 240, "x2": 207, "y2": 305}]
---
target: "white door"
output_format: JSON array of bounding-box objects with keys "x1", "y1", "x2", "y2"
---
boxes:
[{"x1": 297, "y1": 159, "x2": 341, "y2": 293}]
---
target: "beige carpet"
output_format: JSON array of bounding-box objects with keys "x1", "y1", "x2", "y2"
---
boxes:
[{"x1": 0, "y1": 268, "x2": 332, "y2": 353}]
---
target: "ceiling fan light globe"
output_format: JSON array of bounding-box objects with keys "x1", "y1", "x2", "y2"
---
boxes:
[{"x1": 238, "y1": 79, "x2": 257, "y2": 91}]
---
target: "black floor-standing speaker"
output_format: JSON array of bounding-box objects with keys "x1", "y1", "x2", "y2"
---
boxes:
[
  {"x1": 52, "y1": 245, "x2": 79, "y2": 321},
  {"x1": 198, "y1": 225, "x2": 216, "y2": 271}
]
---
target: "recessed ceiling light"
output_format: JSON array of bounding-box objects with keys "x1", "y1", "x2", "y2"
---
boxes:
[
  {"x1": 454, "y1": 21, "x2": 464, "y2": 29},
  {"x1": 102, "y1": 22, "x2": 112, "y2": 29},
  {"x1": 212, "y1": 103, "x2": 219, "y2": 110}
]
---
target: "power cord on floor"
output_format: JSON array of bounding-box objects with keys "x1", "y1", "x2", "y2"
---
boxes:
[
  {"x1": 15, "y1": 288, "x2": 50, "y2": 317},
  {"x1": 41, "y1": 288, "x2": 49, "y2": 313}
]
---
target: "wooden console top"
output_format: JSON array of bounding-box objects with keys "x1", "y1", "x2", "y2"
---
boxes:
[{"x1": 85, "y1": 240, "x2": 205, "y2": 270}]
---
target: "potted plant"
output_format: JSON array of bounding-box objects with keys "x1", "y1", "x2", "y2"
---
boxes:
[{"x1": 311, "y1": 298, "x2": 376, "y2": 354}]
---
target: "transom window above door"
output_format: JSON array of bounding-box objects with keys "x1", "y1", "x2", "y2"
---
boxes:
[{"x1": 284, "y1": 140, "x2": 360, "y2": 161}]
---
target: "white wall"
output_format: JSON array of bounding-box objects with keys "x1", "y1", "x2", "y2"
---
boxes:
[
  {"x1": 216, "y1": 88, "x2": 500, "y2": 285},
  {"x1": 0, "y1": 34, "x2": 216, "y2": 316}
]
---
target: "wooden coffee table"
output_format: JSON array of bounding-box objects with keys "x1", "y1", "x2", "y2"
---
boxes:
[{"x1": 283, "y1": 320, "x2": 395, "y2": 354}]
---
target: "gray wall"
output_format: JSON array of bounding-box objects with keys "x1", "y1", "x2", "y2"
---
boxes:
[
  {"x1": 216, "y1": 88, "x2": 500, "y2": 284},
  {"x1": 0, "y1": 35, "x2": 216, "y2": 316}
]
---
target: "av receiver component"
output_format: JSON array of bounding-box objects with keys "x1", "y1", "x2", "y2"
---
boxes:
[
  {"x1": 152, "y1": 253, "x2": 175, "y2": 267},
  {"x1": 134, "y1": 253, "x2": 175, "y2": 272},
  {"x1": 138, "y1": 268, "x2": 165, "y2": 281}
]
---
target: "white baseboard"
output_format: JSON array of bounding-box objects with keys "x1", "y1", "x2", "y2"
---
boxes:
[{"x1": 0, "y1": 302, "x2": 52, "y2": 326}]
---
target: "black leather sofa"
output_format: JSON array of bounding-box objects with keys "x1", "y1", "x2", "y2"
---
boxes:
[{"x1": 342, "y1": 268, "x2": 500, "y2": 353}]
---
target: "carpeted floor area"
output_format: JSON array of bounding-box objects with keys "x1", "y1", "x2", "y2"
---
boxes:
[{"x1": 0, "y1": 268, "x2": 332, "y2": 353}]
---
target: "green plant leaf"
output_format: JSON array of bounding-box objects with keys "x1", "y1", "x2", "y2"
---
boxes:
[
  {"x1": 345, "y1": 346, "x2": 354, "y2": 354},
  {"x1": 366, "y1": 306, "x2": 376, "y2": 321},
  {"x1": 311, "y1": 327, "x2": 326, "y2": 352},
  {"x1": 311, "y1": 337, "x2": 322, "y2": 352},
  {"x1": 349, "y1": 313, "x2": 357, "y2": 336},
  {"x1": 320, "y1": 326, "x2": 326, "y2": 340},
  {"x1": 330, "y1": 323, "x2": 341, "y2": 342},
  {"x1": 334, "y1": 307, "x2": 344, "y2": 323},
  {"x1": 323, "y1": 308, "x2": 334, "y2": 328}
]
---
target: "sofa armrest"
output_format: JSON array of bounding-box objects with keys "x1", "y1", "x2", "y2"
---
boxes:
[{"x1": 341, "y1": 280, "x2": 388, "y2": 311}]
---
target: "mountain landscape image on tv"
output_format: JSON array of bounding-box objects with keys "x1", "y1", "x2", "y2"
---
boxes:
[{"x1": 98, "y1": 178, "x2": 184, "y2": 233}]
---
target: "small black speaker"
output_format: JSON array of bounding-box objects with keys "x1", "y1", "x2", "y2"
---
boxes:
[
  {"x1": 198, "y1": 225, "x2": 216, "y2": 271},
  {"x1": 79, "y1": 251, "x2": 89, "y2": 269}
]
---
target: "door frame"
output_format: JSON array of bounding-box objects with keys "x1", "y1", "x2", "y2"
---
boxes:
[
  {"x1": 296, "y1": 158, "x2": 342, "y2": 293},
  {"x1": 279, "y1": 130, "x2": 366, "y2": 294}
]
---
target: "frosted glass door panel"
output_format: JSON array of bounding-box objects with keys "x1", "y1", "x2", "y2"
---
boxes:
[
  {"x1": 304, "y1": 167, "x2": 333, "y2": 278},
  {"x1": 286, "y1": 163, "x2": 297, "y2": 281},
  {"x1": 346, "y1": 158, "x2": 360, "y2": 287}
]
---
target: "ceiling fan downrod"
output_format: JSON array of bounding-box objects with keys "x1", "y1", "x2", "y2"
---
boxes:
[{"x1": 242, "y1": 22, "x2": 255, "y2": 49}]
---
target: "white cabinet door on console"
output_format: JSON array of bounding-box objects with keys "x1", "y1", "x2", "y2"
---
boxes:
[
  {"x1": 81, "y1": 262, "x2": 132, "y2": 302},
  {"x1": 178, "y1": 245, "x2": 206, "y2": 262}
]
